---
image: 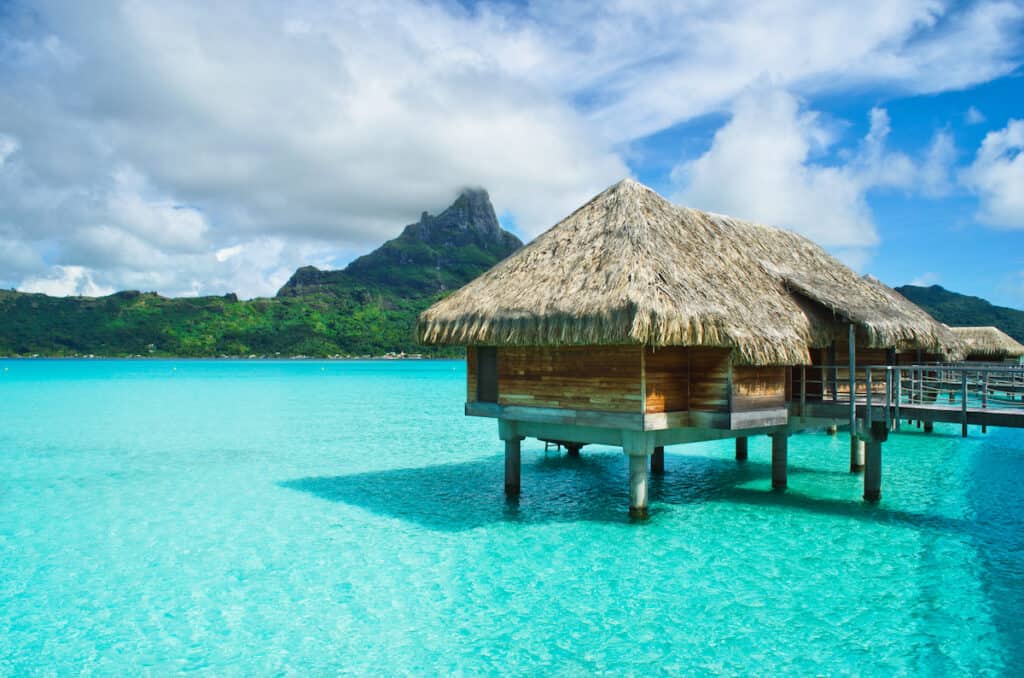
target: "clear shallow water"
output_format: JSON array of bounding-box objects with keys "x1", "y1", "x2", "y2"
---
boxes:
[{"x1": 1, "y1": 359, "x2": 1022, "y2": 676}]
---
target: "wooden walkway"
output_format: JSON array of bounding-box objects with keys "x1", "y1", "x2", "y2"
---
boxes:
[{"x1": 794, "y1": 362, "x2": 1024, "y2": 435}]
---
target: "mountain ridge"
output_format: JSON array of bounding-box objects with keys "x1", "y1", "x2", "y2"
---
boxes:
[
  {"x1": 895, "y1": 284, "x2": 1024, "y2": 342},
  {"x1": 277, "y1": 188, "x2": 521, "y2": 298},
  {"x1": 0, "y1": 189, "x2": 522, "y2": 357}
]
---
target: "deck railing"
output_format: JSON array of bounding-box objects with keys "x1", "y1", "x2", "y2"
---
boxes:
[{"x1": 793, "y1": 363, "x2": 1024, "y2": 434}]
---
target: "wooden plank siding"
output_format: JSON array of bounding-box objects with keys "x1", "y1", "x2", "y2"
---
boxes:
[
  {"x1": 466, "y1": 346, "x2": 477, "y2": 403},
  {"x1": 643, "y1": 346, "x2": 689, "y2": 413},
  {"x1": 497, "y1": 345, "x2": 643, "y2": 413},
  {"x1": 688, "y1": 348, "x2": 732, "y2": 413},
  {"x1": 732, "y1": 366, "x2": 786, "y2": 412},
  {"x1": 811, "y1": 339, "x2": 895, "y2": 398},
  {"x1": 465, "y1": 345, "x2": 788, "y2": 425}
]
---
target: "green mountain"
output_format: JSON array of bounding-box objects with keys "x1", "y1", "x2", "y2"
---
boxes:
[
  {"x1": 0, "y1": 189, "x2": 522, "y2": 358},
  {"x1": 279, "y1": 188, "x2": 521, "y2": 298},
  {"x1": 895, "y1": 285, "x2": 1024, "y2": 342}
]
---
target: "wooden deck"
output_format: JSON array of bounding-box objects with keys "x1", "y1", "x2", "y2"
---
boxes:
[{"x1": 793, "y1": 363, "x2": 1024, "y2": 435}]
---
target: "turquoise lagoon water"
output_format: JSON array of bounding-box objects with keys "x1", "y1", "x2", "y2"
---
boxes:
[{"x1": 1, "y1": 359, "x2": 1023, "y2": 675}]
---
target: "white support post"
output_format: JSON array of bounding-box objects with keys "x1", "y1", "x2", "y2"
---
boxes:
[
  {"x1": 629, "y1": 454, "x2": 649, "y2": 519},
  {"x1": 623, "y1": 431, "x2": 654, "y2": 519},
  {"x1": 982, "y1": 371, "x2": 989, "y2": 434},
  {"x1": 848, "y1": 323, "x2": 857, "y2": 471},
  {"x1": 961, "y1": 371, "x2": 968, "y2": 438},
  {"x1": 894, "y1": 366, "x2": 901, "y2": 432},
  {"x1": 884, "y1": 367, "x2": 892, "y2": 432},
  {"x1": 866, "y1": 368, "x2": 873, "y2": 428}
]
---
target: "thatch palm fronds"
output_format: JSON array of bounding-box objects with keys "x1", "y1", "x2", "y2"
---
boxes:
[
  {"x1": 950, "y1": 326, "x2": 1024, "y2": 359},
  {"x1": 418, "y1": 179, "x2": 959, "y2": 365}
]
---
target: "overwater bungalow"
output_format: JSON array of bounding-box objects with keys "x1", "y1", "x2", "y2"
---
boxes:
[
  {"x1": 950, "y1": 326, "x2": 1024, "y2": 362},
  {"x1": 417, "y1": 180, "x2": 959, "y2": 516}
]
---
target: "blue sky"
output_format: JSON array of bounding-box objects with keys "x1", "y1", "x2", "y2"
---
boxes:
[{"x1": 0, "y1": 1, "x2": 1023, "y2": 304}]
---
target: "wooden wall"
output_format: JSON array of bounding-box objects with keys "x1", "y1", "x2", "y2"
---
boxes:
[
  {"x1": 644, "y1": 346, "x2": 689, "y2": 413},
  {"x1": 466, "y1": 346, "x2": 478, "y2": 403},
  {"x1": 497, "y1": 345, "x2": 643, "y2": 412},
  {"x1": 732, "y1": 366, "x2": 786, "y2": 412},
  {"x1": 688, "y1": 348, "x2": 732, "y2": 413},
  {"x1": 812, "y1": 339, "x2": 895, "y2": 398},
  {"x1": 464, "y1": 344, "x2": 786, "y2": 417}
]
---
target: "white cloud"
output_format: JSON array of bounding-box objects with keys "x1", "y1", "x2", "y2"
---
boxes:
[
  {"x1": 0, "y1": 134, "x2": 17, "y2": 165},
  {"x1": 909, "y1": 272, "x2": 940, "y2": 286},
  {"x1": 962, "y1": 119, "x2": 1024, "y2": 228},
  {"x1": 966, "y1": 106, "x2": 987, "y2": 124},
  {"x1": 215, "y1": 244, "x2": 244, "y2": 263},
  {"x1": 672, "y1": 88, "x2": 961, "y2": 265},
  {"x1": 535, "y1": 1, "x2": 1023, "y2": 142},
  {"x1": 0, "y1": 1, "x2": 1021, "y2": 296},
  {"x1": 20, "y1": 265, "x2": 114, "y2": 297},
  {"x1": 920, "y1": 130, "x2": 957, "y2": 197},
  {"x1": 671, "y1": 89, "x2": 913, "y2": 259}
]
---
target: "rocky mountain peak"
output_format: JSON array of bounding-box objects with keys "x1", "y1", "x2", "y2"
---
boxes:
[{"x1": 277, "y1": 187, "x2": 522, "y2": 298}]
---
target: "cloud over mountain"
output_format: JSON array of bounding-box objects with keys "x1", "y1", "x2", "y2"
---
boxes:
[{"x1": 0, "y1": 1, "x2": 1021, "y2": 297}]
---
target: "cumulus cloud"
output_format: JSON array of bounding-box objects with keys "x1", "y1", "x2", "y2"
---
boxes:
[
  {"x1": 0, "y1": 1, "x2": 1021, "y2": 296},
  {"x1": 920, "y1": 130, "x2": 957, "y2": 197},
  {"x1": 962, "y1": 119, "x2": 1024, "y2": 228},
  {"x1": 542, "y1": 0, "x2": 1024, "y2": 142},
  {"x1": 909, "y1": 272, "x2": 940, "y2": 286},
  {"x1": 672, "y1": 89, "x2": 947, "y2": 264},
  {"x1": 20, "y1": 266, "x2": 114, "y2": 297},
  {"x1": 966, "y1": 106, "x2": 987, "y2": 125},
  {"x1": 0, "y1": 134, "x2": 17, "y2": 165}
]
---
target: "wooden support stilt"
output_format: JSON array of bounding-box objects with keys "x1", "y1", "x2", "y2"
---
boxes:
[
  {"x1": 923, "y1": 421, "x2": 933, "y2": 433},
  {"x1": 847, "y1": 323, "x2": 860, "y2": 473},
  {"x1": 864, "y1": 439, "x2": 882, "y2": 502},
  {"x1": 850, "y1": 438, "x2": 865, "y2": 472},
  {"x1": 735, "y1": 437, "x2": 748, "y2": 462},
  {"x1": 961, "y1": 371, "x2": 968, "y2": 438},
  {"x1": 771, "y1": 432, "x2": 788, "y2": 490},
  {"x1": 651, "y1": 446, "x2": 665, "y2": 475},
  {"x1": 566, "y1": 444, "x2": 581, "y2": 458},
  {"x1": 982, "y1": 370, "x2": 989, "y2": 434},
  {"x1": 826, "y1": 424, "x2": 837, "y2": 435},
  {"x1": 628, "y1": 454, "x2": 649, "y2": 519},
  {"x1": 504, "y1": 437, "x2": 521, "y2": 497}
]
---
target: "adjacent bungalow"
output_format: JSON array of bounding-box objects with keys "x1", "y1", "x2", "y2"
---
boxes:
[{"x1": 950, "y1": 326, "x2": 1024, "y2": 362}]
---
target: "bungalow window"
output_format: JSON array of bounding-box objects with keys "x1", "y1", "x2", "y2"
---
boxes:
[{"x1": 477, "y1": 346, "x2": 498, "y2": 402}]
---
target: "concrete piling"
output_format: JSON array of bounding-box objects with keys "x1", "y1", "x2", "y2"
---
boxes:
[
  {"x1": 850, "y1": 438, "x2": 865, "y2": 472},
  {"x1": 735, "y1": 437, "x2": 748, "y2": 462},
  {"x1": 651, "y1": 446, "x2": 665, "y2": 475},
  {"x1": 864, "y1": 439, "x2": 882, "y2": 502},
  {"x1": 771, "y1": 432, "x2": 788, "y2": 490},
  {"x1": 629, "y1": 454, "x2": 650, "y2": 519},
  {"x1": 504, "y1": 438, "x2": 521, "y2": 496}
]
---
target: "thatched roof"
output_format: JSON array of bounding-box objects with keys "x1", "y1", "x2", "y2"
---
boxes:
[
  {"x1": 949, "y1": 326, "x2": 1024, "y2": 359},
  {"x1": 860, "y1": 276, "x2": 966, "y2": 360},
  {"x1": 418, "y1": 179, "x2": 956, "y2": 365}
]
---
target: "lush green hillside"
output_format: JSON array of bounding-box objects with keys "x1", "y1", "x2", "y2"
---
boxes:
[
  {"x1": 896, "y1": 285, "x2": 1024, "y2": 342},
  {"x1": 0, "y1": 288, "x2": 445, "y2": 357},
  {"x1": 0, "y1": 189, "x2": 522, "y2": 358}
]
